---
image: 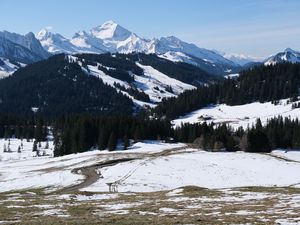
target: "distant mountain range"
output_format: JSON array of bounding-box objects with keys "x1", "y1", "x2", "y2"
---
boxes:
[
  {"x1": 0, "y1": 20, "x2": 300, "y2": 79},
  {"x1": 36, "y1": 20, "x2": 240, "y2": 76}
]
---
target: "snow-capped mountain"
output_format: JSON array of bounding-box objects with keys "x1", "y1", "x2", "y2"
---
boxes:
[
  {"x1": 264, "y1": 48, "x2": 300, "y2": 66},
  {"x1": 222, "y1": 53, "x2": 263, "y2": 66},
  {"x1": 36, "y1": 20, "x2": 240, "y2": 76},
  {"x1": 154, "y1": 36, "x2": 236, "y2": 66},
  {"x1": 0, "y1": 31, "x2": 50, "y2": 76},
  {"x1": 37, "y1": 29, "x2": 84, "y2": 54},
  {"x1": 0, "y1": 31, "x2": 50, "y2": 59}
]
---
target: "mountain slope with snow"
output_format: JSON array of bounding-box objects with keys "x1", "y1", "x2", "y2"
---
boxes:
[
  {"x1": 0, "y1": 31, "x2": 51, "y2": 76},
  {"x1": 0, "y1": 31, "x2": 50, "y2": 59},
  {"x1": 0, "y1": 57, "x2": 23, "y2": 78},
  {"x1": 264, "y1": 48, "x2": 300, "y2": 66},
  {"x1": 172, "y1": 99, "x2": 300, "y2": 129},
  {"x1": 223, "y1": 53, "x2": 263, "y2": 66},
  {"x1": 70, "y1": 53, "x2": 215, "y2": 106},
  {"x1": 36, "y1": 21, "x2": 240, "y2": 76},
  {"x1": 0, "y1": 53, "x2": 218, "y2": 114}
]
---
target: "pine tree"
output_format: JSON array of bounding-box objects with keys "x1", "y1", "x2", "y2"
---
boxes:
[
  {"x1": 98, "y1": 128, "x2": 107, "y2": 150},
  {"x1": 7, "y1": 140, "x2": 11, "y2": 152},
  {"x1": 108, "y1": 132, "x2": 117, "y2": 151},
  {"x1": 123, "y1": 134, "x2": 129, "y2": 150},
  {"x1": 45, "y1": 141, "x2": 49, "y2": 149},
  {"x1": 34, "y1": 120, "x2": 43, "y2": 142},
  {"x1": 133, "y1": 126, "x2": 142, "y2": 142},
  {"x1": 4, "y1": 126, "x2": 9, "y2": 140},
  {"x1": 32, "y1": 141, "x2": 38, "y2": 152}
]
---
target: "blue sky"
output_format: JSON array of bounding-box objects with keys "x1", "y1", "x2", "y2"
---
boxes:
[{"x1": 1, "y1": 0, "x2": 300, "y2": 57}]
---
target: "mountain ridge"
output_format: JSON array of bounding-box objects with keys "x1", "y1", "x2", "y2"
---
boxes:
[{"x1": 36, "y1": 20, "x2": 241, "y2": 76}]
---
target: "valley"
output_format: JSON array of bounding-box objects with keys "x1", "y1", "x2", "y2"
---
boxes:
[{"x1": 1, "y1": 2, "x2": 300, "y2": 223}]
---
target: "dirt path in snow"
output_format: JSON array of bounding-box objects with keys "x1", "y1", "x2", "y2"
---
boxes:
[
  {"x1": 59, "y1": 146, "x2": 189, "y2": 193},
  {"x1": 59, "y1": 158, "x2": 138, "y2": 193},
  {"x1": 103, "y1": 146, "x2": 190, "y2": 191}
]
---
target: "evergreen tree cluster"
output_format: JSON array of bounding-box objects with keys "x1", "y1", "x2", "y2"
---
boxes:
[
  {"x1": 113, "y1": 82, "x2": 150, "y2": 103},
  {"x1": 155, "y1": 63, "x2": 300, "y2": 119},
  {"x1": 175, "y1": 117, "x2": 300, "y2": 153},
  {"x1": 77, "y1": 53, "x2": 144, "y2": 76},
  {"x1": 53, "y1": 115, "x2": 172, "y2": 156},
  {"x1": 0, "y1": 115, "x2": 47, "y2": 141}
]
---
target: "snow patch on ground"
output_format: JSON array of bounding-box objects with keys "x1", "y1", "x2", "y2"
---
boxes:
[
  {"x1": 83, "y1": 150, "x2": 300, "y2": 192},
  {"x1": 0, "y1": 140, "x2": 184, "y2": 193}
]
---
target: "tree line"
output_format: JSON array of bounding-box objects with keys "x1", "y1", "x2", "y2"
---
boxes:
[
  {"x1": 0, "y1": 115, "x2": 47, "y2": 141},
  {"x1": 1, "y1": 113, "x2": 300, "y2": 156},
  {"x1": 175, "y1": 116, "x2": 300, "y2": 153},
  {"x1": 52, "y1": 115, "x2": 172, "y2": 157},
  {"x1": 154, "y1": 63, "x2": 300, "y2": 119}
]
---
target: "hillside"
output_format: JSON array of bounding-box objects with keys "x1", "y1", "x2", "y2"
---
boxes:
[
  {"x1": 0, "y1": 53, "x2": 219, "y2": 116},
  {"x1": 154, "y1": 62, "x2": 300, "y2": 119},
  {"x1": 0, "y1": 54, "x2": 133, "y2": 116}
]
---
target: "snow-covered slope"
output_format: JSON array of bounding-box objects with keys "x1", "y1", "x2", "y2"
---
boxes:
[
  {"x1": 264, "y1": 48, "x2": 300, "y2": 66},
  {"x1": 0, "y1": 57, "x2": 24, "y2": 78},
  {"x1": 223, "y1": 53, "x2": 263, "y2": 66},
  {"x1": 0, "y1": 31, "x2": 50, "y2": 59},
  {"x1": 0, "y1": 140, "x2": 183, "y2": 193},
  {"x1": 1, "y1": 137, "x2": 300, "y2": 193},
  {"x1": 36, "y1": 20, "x2": 239, "y2": 75},
  {"x1": 0, "y1": 31, "x2": 50, "y2": 76},
  {"x1": 154, "y1": 36, "x2": 236, "y2": 67},
  {"x1": 68, "y1": 55, "x2": 195, "y2": 107},
  {"x1": 84, "y1": 148, "x2": 300, "y2": 192},
  {"x1": 37, "y1": 29, "x2": 85, "y2": 54},
  {"x1": 172, "y1": 99, "x2": 300, "y2": 129},
  {"x1": 135, "y1": 63, "x2": 195, "y2": 102},
  {"x1": 0, "y1": 36, "x2": 44, "y2": 64}
]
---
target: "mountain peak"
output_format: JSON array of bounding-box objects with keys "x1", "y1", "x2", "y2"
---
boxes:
[
  {"x1": 102, "y1": 20, "x2": 118, "y2": 26},
  {"x1": 91, "y1": 20, "x2": 132, "y2": 41},
  {"x1": 264, "y1": 48, "x2": 300, "y2": 66},
  {"x1": 36, "y1": 28, "x2": 52, "y2": 40},
  {"x1": 284, "y1": 48, "x2": 298, "y2": 54}
]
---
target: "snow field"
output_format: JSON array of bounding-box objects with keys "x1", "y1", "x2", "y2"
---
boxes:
[
  {"x1": 83, "y1": 149, "x2": 300, "y2": 192},
  {"x1": 172, "y1": 99, "x2": 300, "y2": 129}
]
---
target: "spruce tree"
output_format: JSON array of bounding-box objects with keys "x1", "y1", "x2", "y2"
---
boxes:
[
  {"x1": 108, "y1": 132, "x2": 117, "y2": 151},
  {"x1": 34, "y1": 119, "x2": 44, "y2": 142},
  {"x1": 123, "y1": 134, "x2": 129, "y2": 150},
  {"x1": 32, "y1": 141, "x2": 38, "y2": 152}
]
